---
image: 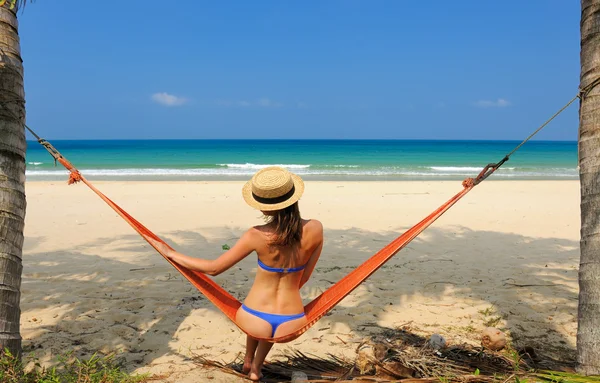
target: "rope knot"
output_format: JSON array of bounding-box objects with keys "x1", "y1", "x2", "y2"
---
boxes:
[
  {"x1": 462, "y1": 178, "x2": 475, "y2": 188},
  {"x1": 579, "y1": 77, "x2": 600, "y2": 100},
  {"x1": 68, "y1": 171, "x2": 82, "y2": 185}
]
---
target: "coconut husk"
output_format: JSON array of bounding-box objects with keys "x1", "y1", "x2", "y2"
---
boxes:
[
  {"x1": 481, "y1": 327, "x2": 507, "y2": 351},
  {"x1": 356, "y1": 344, "x2": 377, "y2": 375}
]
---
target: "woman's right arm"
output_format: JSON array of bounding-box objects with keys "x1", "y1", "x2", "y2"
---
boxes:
[
  {"x1": 145, "y1": 229, "x2": 256, "y2": 276},
  {"x1": 299, "y1": 221, "x2": 324, "y2": 288}
]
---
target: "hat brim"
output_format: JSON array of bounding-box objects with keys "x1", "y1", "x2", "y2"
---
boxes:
[{"x1": 242, "y1": 173, "x2": 304, "y2": 211}]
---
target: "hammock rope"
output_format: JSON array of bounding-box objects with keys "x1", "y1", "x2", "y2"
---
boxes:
[{"x1": 0, "y1": 86, "x2": 585, "y2": 343}]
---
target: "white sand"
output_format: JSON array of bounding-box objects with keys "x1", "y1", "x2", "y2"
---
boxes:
[{"x1": 20, "y1": 180, "x2": 580, "y2": 381}]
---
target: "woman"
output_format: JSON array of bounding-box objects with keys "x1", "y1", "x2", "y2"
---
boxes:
[{"x1": 147, "y1": 166, "x2": 324, "y2": 381}]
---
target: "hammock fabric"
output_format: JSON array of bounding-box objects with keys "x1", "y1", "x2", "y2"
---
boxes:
[{"x1": 45, "y1": 145, "x2": 497, "y2": 343}]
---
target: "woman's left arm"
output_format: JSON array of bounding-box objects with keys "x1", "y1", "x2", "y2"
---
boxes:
[{"x1": 145, "y1": 229, "x2": 257, "y2": 276}]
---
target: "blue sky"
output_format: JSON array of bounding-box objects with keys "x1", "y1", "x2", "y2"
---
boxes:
[{"x1": 19, "y1": 1, "x2": 579, "y2": 140}]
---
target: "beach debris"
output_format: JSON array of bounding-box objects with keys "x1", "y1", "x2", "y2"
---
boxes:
[
  {"x1": 355, "y1": 340, "x2": 389, "y2": 375},
  {"x1": 355, "y1": 343, "x2": 377, "y2": 375},
  {"x1": 428, "y1": 333, "x2": 447, "y2": 350},
  {"x1": 481, "y1": 327, "x2": 506, "y2": 351},
  {"x1": 194, "y1": 324, "x2": 543, "y2": 382},
  {"x1": 376, "y1": 361, "x2": 415, "y2": 380},
  {"x1": 373, "y1": 343, "x2": 389, "y2": 360},
  {"x1": 290, "y1": 371, "x2": 309, "y2": 382},
  {"x1": 222, "y1": 244, "x2": 230, "y2": 250}
]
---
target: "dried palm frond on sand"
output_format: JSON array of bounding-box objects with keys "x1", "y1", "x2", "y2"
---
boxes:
[{"x1": 194, "y1": 324, "x2": 579, "y2": 382}]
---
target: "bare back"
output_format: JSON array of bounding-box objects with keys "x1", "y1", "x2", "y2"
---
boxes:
[{"x1": 243, "y1": 218, "x2": 323, "y2": 315}]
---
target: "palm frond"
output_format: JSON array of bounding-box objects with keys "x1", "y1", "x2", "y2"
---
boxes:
[
  {"x1": 193, "y1": 324, "x2": 584, "y2": 382},
  {"x1": 193, "y1": 326, "x2": 526, "y2": 382}
]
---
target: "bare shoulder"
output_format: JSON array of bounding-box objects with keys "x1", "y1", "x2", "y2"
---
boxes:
[
  {"x1": 303, "y1": 219, "x2": 323, "y2": 238},
  {"x1": 239, "y1": 226, "x2": 262, "y2": 245},
  {"x1": 305, "y1": 219, "x2": 323, "y2": 230}
]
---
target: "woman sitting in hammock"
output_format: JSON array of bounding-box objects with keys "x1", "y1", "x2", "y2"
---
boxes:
[{"x1": 148, "y1": 166, "x2": 324, "y2": 381}]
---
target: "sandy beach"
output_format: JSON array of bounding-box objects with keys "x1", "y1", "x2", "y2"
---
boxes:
[{"x1": 20, "y1": 179, "x2": 580, "y2": 381}]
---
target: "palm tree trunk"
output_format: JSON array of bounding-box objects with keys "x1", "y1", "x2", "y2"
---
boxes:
[
  {"x1": 578, "y1": 0, "x2": 600, "y2": 376},
  {"x1": 0, "y1": 1, "x2": 25, "y2": 355}
]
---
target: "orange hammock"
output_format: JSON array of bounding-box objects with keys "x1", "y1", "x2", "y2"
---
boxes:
[
  {"x1": 35, "y1": 139, "x2": 503, "y2": 343},
  {"x1": 13, "y1": 87, "x2": 577, "y2": 344}
]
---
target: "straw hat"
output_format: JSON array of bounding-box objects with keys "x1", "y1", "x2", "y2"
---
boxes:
[{"x1": 242, "y1": 166, "x2": 304, "y2": 211}]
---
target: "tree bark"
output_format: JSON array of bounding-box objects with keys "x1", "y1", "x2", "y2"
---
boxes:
[
  {"x1": 578, "y1": 0, "x2": 600, "y2": 376},
  {"x1": 0, "y1": 1, "x2": 25, "y2": 355}
]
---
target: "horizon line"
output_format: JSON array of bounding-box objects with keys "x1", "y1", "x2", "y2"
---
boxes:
[{"x1": 24, "y1": 138, "x2": 578, "y2": 143}]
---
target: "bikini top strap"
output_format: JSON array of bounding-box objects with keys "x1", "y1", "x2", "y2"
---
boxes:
[{"x1": 257, "y1": 258, "x2": 307, "y2": 273}]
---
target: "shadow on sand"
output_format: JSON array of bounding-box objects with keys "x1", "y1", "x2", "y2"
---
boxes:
[{"x1": 20, "y1": 223, "x2": 578, "y2": 376}]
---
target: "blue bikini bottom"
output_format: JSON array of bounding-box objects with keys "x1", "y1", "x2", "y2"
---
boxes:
[{"x1": 241, "y1": 304, "x2": 305, "y2": 338}]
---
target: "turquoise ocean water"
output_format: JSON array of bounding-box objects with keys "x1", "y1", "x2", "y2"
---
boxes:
[{"x1": 25, "y1": 140, "x2": 578, "y2": 181}]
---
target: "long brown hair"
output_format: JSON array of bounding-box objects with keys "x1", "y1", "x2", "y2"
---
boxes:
[{"x1": 265, "y1": 202, "x2": 303, "y2": 248}]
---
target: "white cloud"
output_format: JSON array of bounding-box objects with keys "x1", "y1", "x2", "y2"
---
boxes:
[
  {"x1": 473, "y1": 98, "x2": 511, "y2": 108},
  {"x1": 151, "y1": 92, "x2": 187, "y2": 107}
]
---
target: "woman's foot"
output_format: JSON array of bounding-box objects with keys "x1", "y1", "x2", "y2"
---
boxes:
[
  {"x1": 248, "y1": 366, "x2": 262, "y2": 381},
  {"x1": 242, "y1": 335, "x2": 258, "y2": 374},
  {"x1": 247, "y1": 340, "x2": 272, "y2": 381},
  {"x1": 242, "y1": 356, "x2": 253, "y2": 374}
]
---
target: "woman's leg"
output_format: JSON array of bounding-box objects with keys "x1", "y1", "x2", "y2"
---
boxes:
[
  {"x1": 249, "y1": 340, "x2": 274, "y2": 381},
  {"x1": 243, "y1": 335, "x2": 259, "y2": 373}
]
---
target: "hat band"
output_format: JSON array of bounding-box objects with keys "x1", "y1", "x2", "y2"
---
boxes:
[{"x1": 252, "y1": 185, "x2": 295, "y2": 205}]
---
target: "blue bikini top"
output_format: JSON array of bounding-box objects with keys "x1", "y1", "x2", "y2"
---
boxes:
[{"x1": 258, "y1": 258, "x2": 307, "y2": 273}]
